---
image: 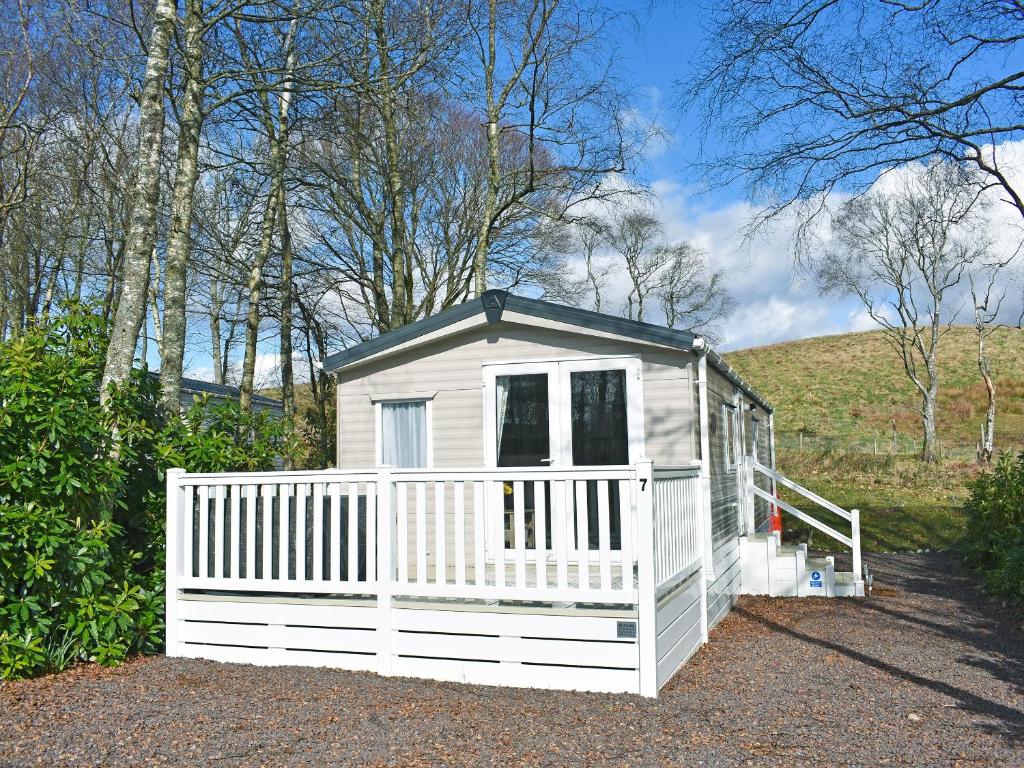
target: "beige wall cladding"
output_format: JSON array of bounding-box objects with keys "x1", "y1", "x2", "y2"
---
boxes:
[{"x1": 336, "y1": 322, "x2": 695, "y2": 469}]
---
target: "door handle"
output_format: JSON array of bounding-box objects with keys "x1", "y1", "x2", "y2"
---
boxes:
[{"x1": 540, "y1": 457, "x2": 555, "y2": 464}]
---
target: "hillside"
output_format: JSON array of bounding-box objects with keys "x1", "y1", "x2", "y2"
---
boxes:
[
  {"x1": 727, "y1": 325, "x2": 1024, "y2": 553},
  {"x1": 727, "y1": 325, "x2": 1024, "y2": 455}
]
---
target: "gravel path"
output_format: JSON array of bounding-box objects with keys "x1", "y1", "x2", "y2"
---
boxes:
[{"x1": 2, "y1": 553, "x2": 1022, "y2": 767}]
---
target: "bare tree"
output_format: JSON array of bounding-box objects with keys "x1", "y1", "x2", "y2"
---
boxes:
[
  {"x1": 100, "y1": 0, "x2": 178, "y2": 404},
  {"x1": 685, "y1": 0, "x2": 1024, "y2": 234},
  {"x1": 606, "y1": 210, "x2": 663, "y2": 321},
  {"x1": 465, "y1": 0, "x2": 638, "y2": 294},
  {"x1": 574, "y1": 216, "x2": 611, "y2": 312},
  {"x1": 655, "y1": 242, "x2": 735, "y2": 341},
  {"x1": 817, "y1": 162, "x2": 989, "y2": 462},
  {"x1": 970, "y1": 270, "x2": 1004, "y2": 464}
]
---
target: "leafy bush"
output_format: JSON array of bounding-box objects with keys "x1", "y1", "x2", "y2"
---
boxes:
[
  {"x1": 961, "y1": 452, "x2": 1024, "y2": 604},
  {"x1": 0, "y1": 305, "x2": 295, "y2": 679}
]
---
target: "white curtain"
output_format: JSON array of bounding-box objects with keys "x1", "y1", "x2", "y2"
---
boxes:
[
  {"x1": 382, "y1": 401, "x2": 426, "y2": 467},
  {"x1": 495, "y1": 377, "x2": 510, "y2": 457}
]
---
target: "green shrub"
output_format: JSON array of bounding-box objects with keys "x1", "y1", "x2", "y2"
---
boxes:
[
  {"x1": 961, "y1": 452, "x2": 1024, "y2": 604},
  {"x1": 0, "y1": 305, "x2": 296, "y2": 679}
]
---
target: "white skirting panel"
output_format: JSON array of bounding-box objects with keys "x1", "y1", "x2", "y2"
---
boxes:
[
  {"x1": 654, "y1": 572, "x2": 703, "y2": 690},
  {"x1": 390, "y1": 608, "x2": 641, "y2": 695},
  {"x1": 171, "y1": 597, "x2": 642, "y2": 694},
  {"x1": 707, "y1": 537, "x2": 741, "y2": 630},
  {"x1": 175, "y1": 598, "x2": 378, "y2": 672}
]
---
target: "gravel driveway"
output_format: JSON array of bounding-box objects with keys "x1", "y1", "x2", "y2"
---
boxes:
[{"x1": 2, "y1": 553, "x2": 1022, "y2": 767}]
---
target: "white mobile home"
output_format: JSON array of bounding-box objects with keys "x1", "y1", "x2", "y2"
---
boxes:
[{"x1": 164, "y1": 291, "x2": 863, "y2": 697}]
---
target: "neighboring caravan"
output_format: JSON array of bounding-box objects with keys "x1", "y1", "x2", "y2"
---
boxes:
[{"x1": 163, "y1": 291, "x2": 863, "y2": 697}]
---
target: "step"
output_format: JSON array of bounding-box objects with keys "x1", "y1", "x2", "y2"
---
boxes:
[{"x1": 833, "y1": 571, "x2": 866, "y2": 597}]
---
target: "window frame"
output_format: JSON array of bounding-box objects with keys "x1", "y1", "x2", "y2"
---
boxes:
[
  {"x1": 722, "y1": 402, "x2": 738, "y2": 472},
  {"x1": 374, "y1": 397, "x2": 434, "y2": 468}
]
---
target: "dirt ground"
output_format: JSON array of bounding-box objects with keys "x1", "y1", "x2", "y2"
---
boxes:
[{"x1": 2, "y1": 553, "x2": 1022, "y2": 767}]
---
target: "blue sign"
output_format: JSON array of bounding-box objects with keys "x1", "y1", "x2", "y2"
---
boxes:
[{"x1": 809, "y1": 569, "x2": 823, "y2": 588}]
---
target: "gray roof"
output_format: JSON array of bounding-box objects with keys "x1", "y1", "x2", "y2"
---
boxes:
[
  {"x1": 321, "y1": 290, "x2": 771, "y2": 412},
  {"x1": 148, "y1": 372, "x2": 283, "y2": 409}
]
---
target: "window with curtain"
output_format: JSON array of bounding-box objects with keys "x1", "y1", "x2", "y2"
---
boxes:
[{"x1": 380, "y1": 400, "x2": 428, "y2": 468}]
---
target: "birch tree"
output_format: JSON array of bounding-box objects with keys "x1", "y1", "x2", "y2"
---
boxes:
[
  {"x1": 100, "y1": 0, "x2": 178, "y2": 404},
  {"x1": 818, "y1": 162, "x2": 988, "y2": 462}
]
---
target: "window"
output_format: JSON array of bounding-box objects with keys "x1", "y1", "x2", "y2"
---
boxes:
[
  {"x1": 722, "y1": 403, "x2": 737, "y2": 470},
  {"x1": 378, "y1": 400, "x2": 430, "y2": 468},
  {"x1": 751, "y1": 418, "x2": 760, "y2": 463},
  {"x1": 570, "y1": 369, "x2": 629, "y2": 465}
]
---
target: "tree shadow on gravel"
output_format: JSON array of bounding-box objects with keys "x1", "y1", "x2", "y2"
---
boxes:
[{"x1": 734, "y1": 605, "x2": 1024, "y2": 745}]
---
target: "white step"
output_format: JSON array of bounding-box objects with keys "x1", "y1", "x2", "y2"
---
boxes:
[{"x1": 739, "y1": 535, "x2": 861, "y2": 598}]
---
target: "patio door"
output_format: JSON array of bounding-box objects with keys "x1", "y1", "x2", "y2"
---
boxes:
[{"x1": 482, "y1": 357, "x2": 644, "y2": 557}]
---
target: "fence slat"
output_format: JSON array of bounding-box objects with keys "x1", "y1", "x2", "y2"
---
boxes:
[
  {"x1": 313, "y1": 483, "x2": 324, "y2": 581},
  {"x1": 575, "y1": 480, "x2": 590, "y2": 589},
  {"x1": 434, "y1": 482, "x2": 446, "y2": 585},
  {"x1": 183, "y1": 485, "x2": 195, "y2": 579},
  {"x1": 347, "y1": 482, "x2": 359, "y2": 582},
  {"x1": 492, "y1": 480, "x2": 505, "y2": 589},
  {"x1": 473, "y1": 481, "x2": 485, "y2": 586},
  {"x1": 329, "y1": 482, "x2": 341, "y2": 581},
  {"x1": 365, "y1": 481, "x2": 377, "y2": 584},
  {"x1": 415, "y1": 482, "x2": 427, "y2": 584},
  {"x1": 597, "y1": 480, "x2": 611, "y2": 591},
  {"x1": 198, "y1": 485, "x2": 210, "y2": 579},
  {"x1": 295, "y1": 483, "x2": 307, "y2": 581},
  {"x1": 397, "y1": 482, "x2": 409, "y2": 584},
  {"x1": 244, "y1": 485, "x2": 256, "y2": 580},
  {"x1": 454, "y1": 482, "x2": 466, "y2": 586},
  {"x1": 230, "y1": 484, "x2": 241, "y2": 579},
  {"x1": 214, "y1": 485, "x2": 225, "y2": 579},
  {"x1": 278, "y1": 484, "x2": 291, "y2": 581},
  {"x1": 513, "y1": 480, "x2": 526, "y2": 588},
  {"x1": 618, "y1": 479, "x2": 633, "y2": 593},
  {"x1": 261, "y1": 484, "x2": 273, "y2": 580},
  {"x1": 534, "y1": 480, "x2": 547, "y2": 589},
  {"x1": 554, "y1": 479, "x2": 569, "y2": 590}
]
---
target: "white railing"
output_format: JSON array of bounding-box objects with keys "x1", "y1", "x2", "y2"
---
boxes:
[
  {"x1": 167, "y1": 465, "x2": 657, "y2": 607},
  {"x1": 172, "y1": 471, "x2": 379, "y2": 594},
  {"x1": 652, "y1": 467, "x2": 703, "y2": 594},
  {"x1": 748, "y1": 461, "x2": 862, "y2": 585},
  {"x1": 390, "y1": 468, "x2": 638, "y2": 603}
]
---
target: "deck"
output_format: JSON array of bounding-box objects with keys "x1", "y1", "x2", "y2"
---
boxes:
[{"x1": 166, "y1": 463, "x2": 707, "y2": 696}]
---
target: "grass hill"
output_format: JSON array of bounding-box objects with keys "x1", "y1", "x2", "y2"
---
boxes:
[
  {"x1": 726, "y1": 325, "x2": 1024, "y2": 554},
  {"x1": 727, "y1": 325, "x2": 1024, "y2": 455}
]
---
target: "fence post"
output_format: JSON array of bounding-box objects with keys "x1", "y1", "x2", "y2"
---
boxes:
[
  {"x1": 375, "y1": 466, "x2": 394, "y2": 676},
  {"x1": 635, "y1": 459, "x2": 658, "y2": 698},
  {"x1": 851, "y1": 508, "x2": 863, "y2": 596},
  {"x1": 165, "y1": 468, "x2": 186, "y2": 658}
]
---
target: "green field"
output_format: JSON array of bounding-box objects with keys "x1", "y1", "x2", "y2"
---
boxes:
[{"x1": 727, "y1": 325, "x2": 1024, "y2": 553}]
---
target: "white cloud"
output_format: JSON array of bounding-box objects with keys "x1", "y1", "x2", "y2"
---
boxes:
[{"x1": 565, "y1": 142, "x2": 1024, "y2": 351}]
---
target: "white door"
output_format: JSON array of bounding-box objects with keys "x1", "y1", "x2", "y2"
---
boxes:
[{"x1": 482, "y1": 356, "x2": 644, "y2": 557}]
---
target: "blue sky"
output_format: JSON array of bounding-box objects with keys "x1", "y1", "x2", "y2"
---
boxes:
[{"x1": 170, "y1": 3, "x2": 1024, "y2": 383}]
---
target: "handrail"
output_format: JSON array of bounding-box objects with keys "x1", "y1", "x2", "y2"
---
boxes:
[
  {"x1": 751, "y1": 486, "x2": 852, "y2": 548},
  {"x1": 748, "y1": 459, "x2": 862, "y2": 587},
  {"x1": 752, "y1": 461, "x2": 851, "y2": 522}
]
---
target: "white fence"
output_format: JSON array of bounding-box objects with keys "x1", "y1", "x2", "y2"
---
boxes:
[
  {"x1": 652, "y1": 468, "x2": 703, "y2": 594},
  {"x1": 165, "y1": 461, "x2": 706, "y2": 697}
]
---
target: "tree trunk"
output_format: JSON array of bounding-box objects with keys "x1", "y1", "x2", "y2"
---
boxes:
[
  {"x1": 977, "y1": 318, "x2": 996, "y2": 464},
  {"x1": 100, "y1": 0, "x2": 177, "y2": 404},
  {"x1": 239, "y1": 187, "x2": 278, "y2": 411},
  {"x1": 160, "y1": 0, "x2": 205, "y2": 414},
  {"x1": 472, "y1": 0, "x2": 499, "y2": 297},
  {"x1": 209, "y1": 278, "x2": 225, "y2": 385},
  {"x1": 278, "y1": 190, "x2": 295, "y2": 468},
  {"x1": 920, "y1": 382, "x2": 939, "y2": 463}
]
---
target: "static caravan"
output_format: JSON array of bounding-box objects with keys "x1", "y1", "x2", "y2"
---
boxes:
[{"x1": 164, "y1": 291, "x2": 863, "y2": 697}]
